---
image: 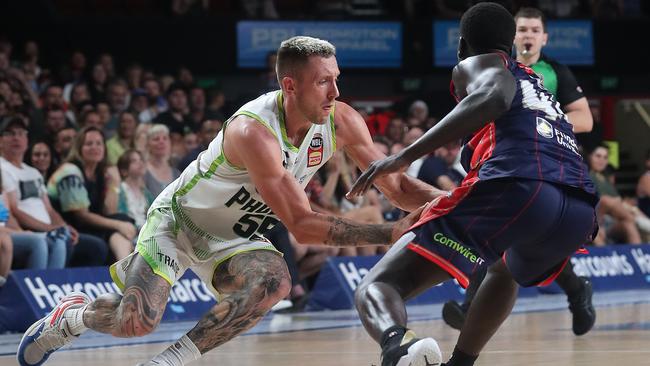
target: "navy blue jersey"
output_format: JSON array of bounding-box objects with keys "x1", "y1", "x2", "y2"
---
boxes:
[{"x1": 457, "y1": 56, "x2": 596, "y2": 200}]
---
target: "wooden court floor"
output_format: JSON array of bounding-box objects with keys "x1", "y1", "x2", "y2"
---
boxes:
[{"x1": 3, "y1": 302, "x2": 648, "y2": 366}]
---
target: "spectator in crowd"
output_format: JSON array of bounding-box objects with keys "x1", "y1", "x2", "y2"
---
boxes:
[
  {"x1": 0, "y1": 193, "x2": 65, "y2": 270},
  {"x1": 60, "y1": 51, "x2": 87, "y2": 86},
  {"x1": 25, "y1": 141, "x2": 55, "y2": 180},
  {"x1": 177, "y1": 67, "x2": 194, "y2": 89},
  {"x1": 65, "y1": 82, "x2": 91, "y2": 127},
  {"x1": 117, "y1": 149, "x2": 154, "y2": 229},
  {"x1": 2, "y1": 118, "x2": 108, "y2": 268},
  {"x1": 48, "y1": 126, "x2": 136, "y2": 262},
  {"x1": 139, "y1": 77, "x2": 167, "y2": 123},
  {"x1": 126, "y1": 63, "x2": 143, "y2": 90},
  {"x1": 407, "y1": 100, "x2": 429, "y2": 128},
  {"x1": 177, "y1": 118, "x2": 222, "y2": 170},
  {"x1": 206, "y1": 88, "x2": 226, "y2": 121},
  {"x1": 98, "y1": 53, "x2": 116, "y2": 79},
  {"x1": 183, "y1": 132, "x2": 198, "y2": 155},
  {"x1": 104, "y1": 79, "x2": 130, "y2": 134},
  {"x1": 108, "y1": 80, "x2": 130, "y2": 115},
  {"x1": 21, "y1": 41, "x2": 41, "y2": 92},
  {"x1": 134, "y1": 123, "x2": 151, "y2": 154},
  {"x1": 417, "y1": 140, "x2": 464, "y2": 191},
  {"x1": 638, "y1": 150, "x2": 650, "y2": 218},
  {"x1": 0, "y1": 95, "x2": 8, "y2": 121},
  {"x1": 384, "y1": 116, "x2": 407, "y2": 145},
  {"x1": 588, "y1": 145, "x2": 645, "y2": 245},
  {"x1": 144, "y1": 124, "x2": 180, "y2": 196},
  {"x1": 403, "y1": 127, "x2": 425, "y2": 177},
  {"x1": 128, "y1": 88, "x2": 149, "y2": 118},
  {"x1": 88, "y1": 63, "x2": 108, "y2": 104},
  {"x1": 106, "y1": 111, "x2": 138, "y2": 165},
  {"x1": 0, "y1": 118, "x2": 67, "y2": 270},
  {"x1": 154, "y1": 82, "x2": 193, "y2": 137},
  {"x1": 52, "y1": 127, "x2": 76, "y2": 166},
  {"x1": 79, "y1": 109, "x2": 102, "y2": 129},
  {"x1": 189, "y1": 85, "x2": 217, "y2": 126},
  {"x1": 36, "y1": 105, "x2": 70, "y2": 144},
  {"x1": 41, "y1": 84, "x2": 65, "y2": 110},
  {"x1": 0, "y1": 80, "x2": 12, "y2": 102},
  {"x1": 96, "y1": 102, "x2": 112, "y2": 129}
]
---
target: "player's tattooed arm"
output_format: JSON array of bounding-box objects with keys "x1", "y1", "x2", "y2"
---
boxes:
[
  {"x1": 187, "y1": 251, "x2": 288, "y2": 353},
  {"x1": 323, "y1": 216, "x2": 393, "y2": 246}
]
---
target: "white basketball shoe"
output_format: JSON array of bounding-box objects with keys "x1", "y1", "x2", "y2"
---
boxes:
[
  {"x1": 17, "y1": 291, "x2": 91, "y2": 366},
  {"x1": 381, "y1": 330, "x2": 442, "y2": 366}
]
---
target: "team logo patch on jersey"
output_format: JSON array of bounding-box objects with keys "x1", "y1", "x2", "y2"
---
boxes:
[
  {"x1": 536, "y1": 117, "x2": 554, "y2": 139},
  {"x1": 308, "y1": 134, "x2": 324, "y2": 167}
]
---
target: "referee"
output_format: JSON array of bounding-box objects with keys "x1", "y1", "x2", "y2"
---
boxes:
[{"x1": 514, "y1": 6, "x2": 593, "y2": 133}]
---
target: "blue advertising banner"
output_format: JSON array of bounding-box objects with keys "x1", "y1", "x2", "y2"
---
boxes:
[
  {"x1": 237, "y1": 21, "x2": 402, "y2": 68},
  {"x1": 309, "y1": 245, "x2": 650, "y2": 310},
  {"x1": 432, "y1": 20, "x2": 460, "y2": 68},
  {"x1": 544, "y1": 20, "x2": 594, "y2": 65},
  {"x1": 433, "y1": 20, "x2": 593, "y2": 67},
  {"x1": 0, "y1": 268, "x2": 217, "y2": 332}
]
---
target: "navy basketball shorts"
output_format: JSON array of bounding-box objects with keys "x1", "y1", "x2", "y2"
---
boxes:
[{"x1": 406, "y1": 177, "x2": 598, "y2": 288}]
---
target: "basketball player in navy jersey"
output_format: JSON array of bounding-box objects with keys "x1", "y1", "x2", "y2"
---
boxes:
[
  {"x1": 347, "y1": 3, "x2": 599, "y2": 366},
  {"x1": 441, "y1": 6, "x2": 596, "y2": 337}
]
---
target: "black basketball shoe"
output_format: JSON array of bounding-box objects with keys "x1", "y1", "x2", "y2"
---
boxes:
[{"x1": 568, "y1": 276, "x2": 596, "y2": 336}]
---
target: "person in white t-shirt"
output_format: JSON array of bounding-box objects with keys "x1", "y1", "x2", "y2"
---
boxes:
[{"x1": 0, "y1": 117, "x2": 108, "y2": 268}]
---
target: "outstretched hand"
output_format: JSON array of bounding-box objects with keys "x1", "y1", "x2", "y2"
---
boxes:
[{"x1": 347, "y1": 154, "x2": 410, "y2": 198}]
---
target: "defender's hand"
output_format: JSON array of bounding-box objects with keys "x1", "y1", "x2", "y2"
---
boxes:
[{"x1": 347, "y1": 154, "x2": 410, "y2": 198}]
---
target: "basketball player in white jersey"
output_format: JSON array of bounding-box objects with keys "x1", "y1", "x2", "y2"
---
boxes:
[{"x1": 17, "y1": 36, "x2": 441, "y2": 366}]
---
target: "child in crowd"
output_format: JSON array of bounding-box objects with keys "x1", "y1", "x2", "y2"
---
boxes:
[{"x1": 117, "y1": 149, "x2": 154, "y2": 229}]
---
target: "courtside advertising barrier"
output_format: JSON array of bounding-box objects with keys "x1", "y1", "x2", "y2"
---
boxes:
[
  {"x1": 0, "y1": 268, "x2": 216, "y2": 332},
  {"x1": 1, "y1": 245, "x2": 648, "y2": 331},
  {"x1": 309, "y1": 245, "x2": 650, "y2": 310}
]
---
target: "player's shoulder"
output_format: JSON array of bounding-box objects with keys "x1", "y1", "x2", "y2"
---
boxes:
[
  {"x1": 332, "y1": 100, "x2": 372, "y2": 147},
  {"x1": 227, "y1": 113, "x2": 278, "y2": 141},
  {"x1": 333, "y1": 100, "x2": 363, "y2": 127}
]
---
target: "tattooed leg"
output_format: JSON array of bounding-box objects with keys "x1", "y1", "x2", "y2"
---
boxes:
[
  {"x1": 187, "y1": 250, "x2": 291, "y2": 354},
  {"x1": 83, "y1": 254, "x2": 172, "y2": 337}
]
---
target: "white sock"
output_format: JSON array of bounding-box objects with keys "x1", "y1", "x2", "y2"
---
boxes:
[
  {"x1": 64, "y1": 304, "x2": 89, "y2": 336},
  {"x1": 149, "y1": 335, "x2": 201, "y2": 366}
]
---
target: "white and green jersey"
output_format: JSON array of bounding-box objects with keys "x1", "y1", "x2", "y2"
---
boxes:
[{"x1": 151, "y1": 90, "x2": 337, "y2": 259}]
